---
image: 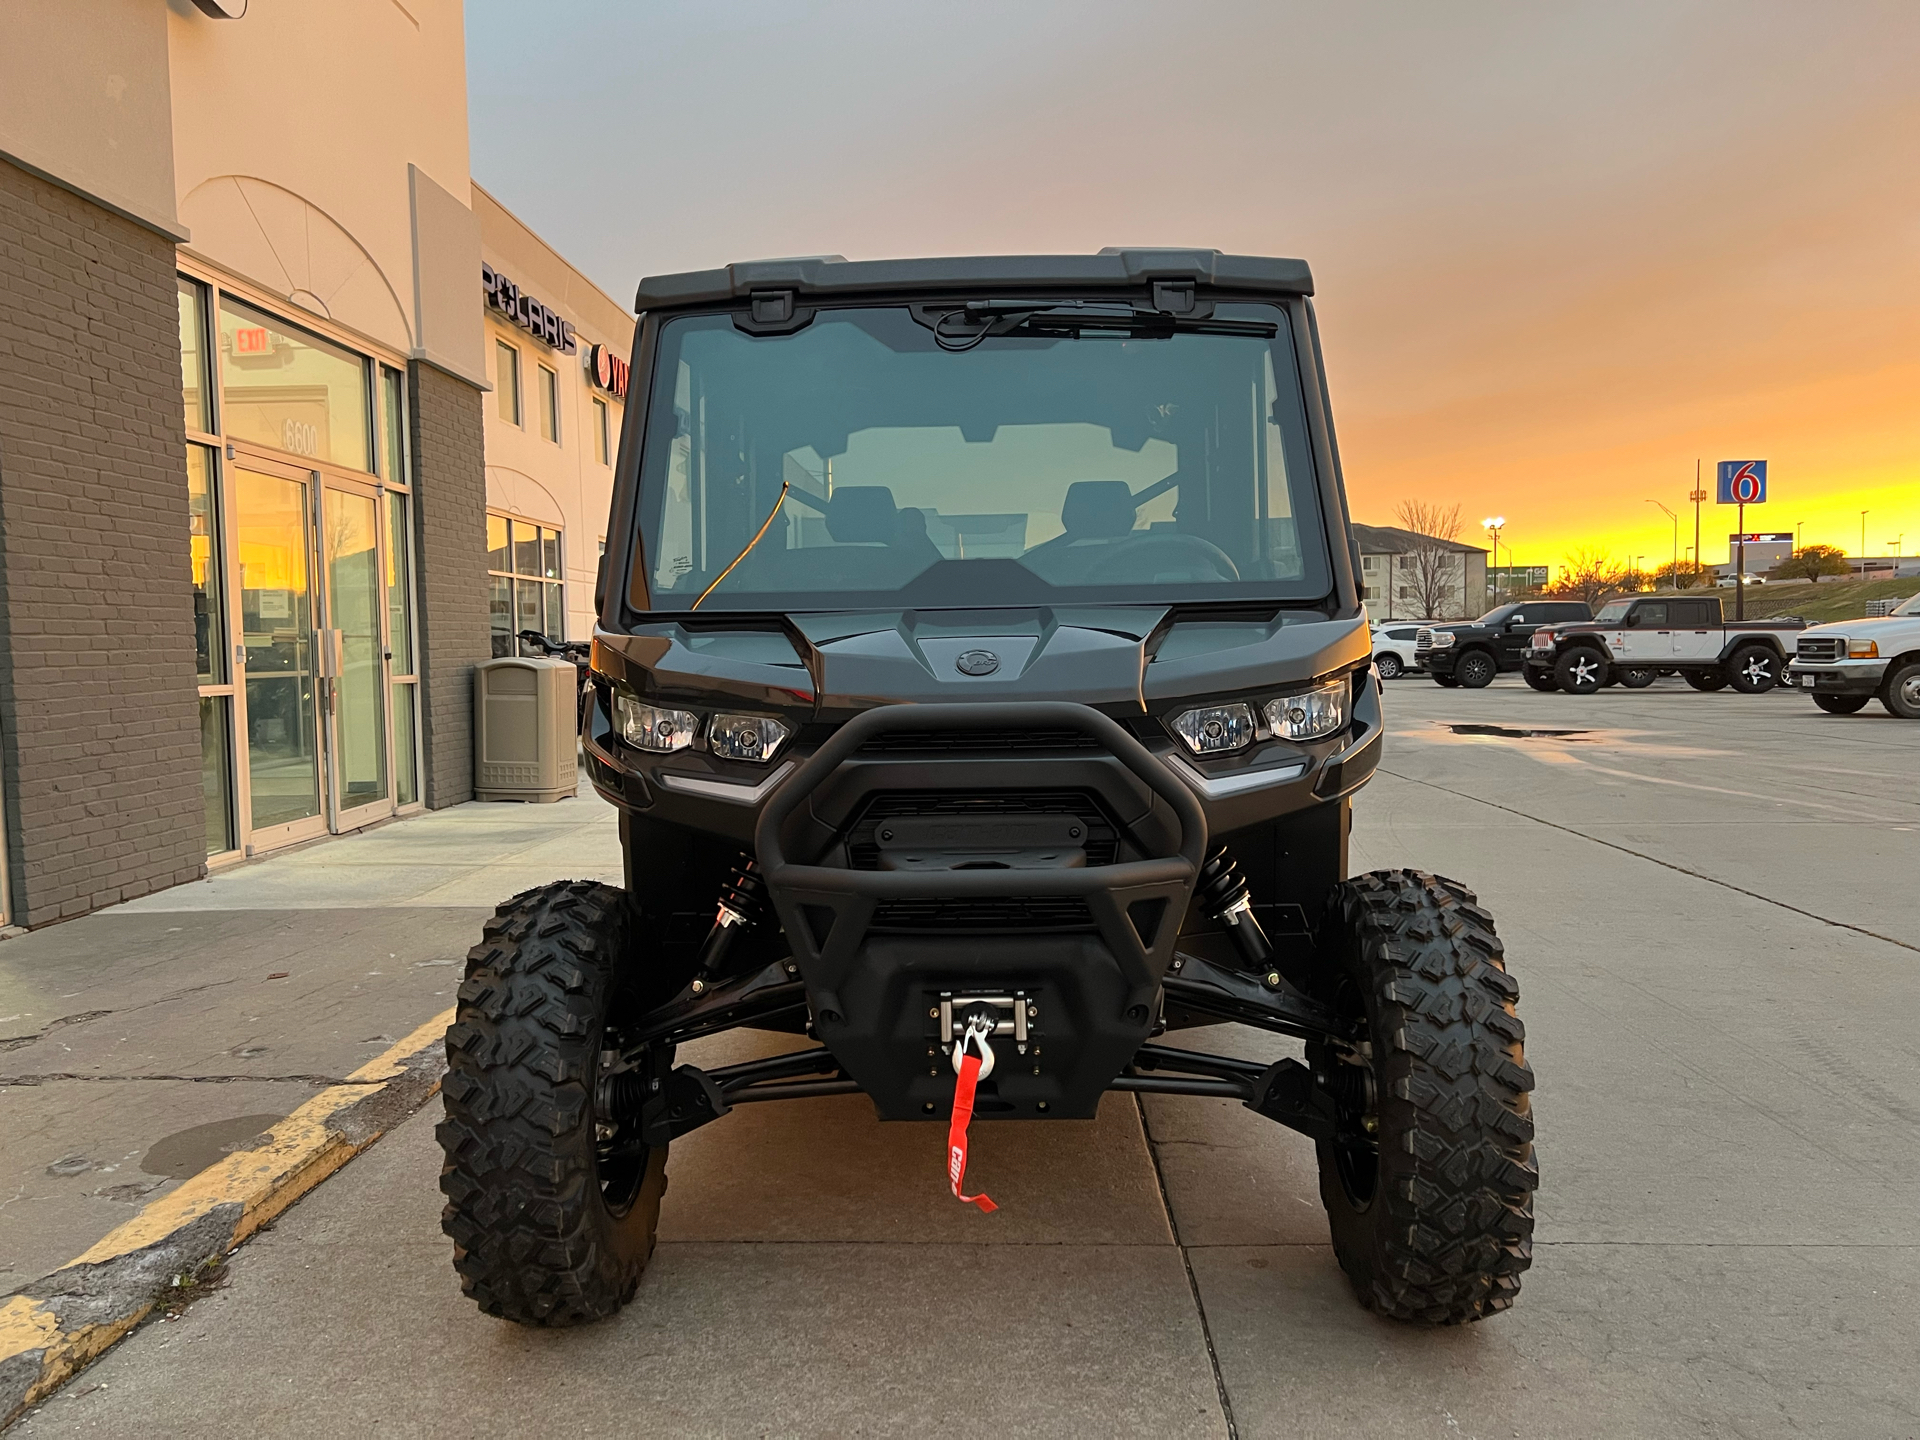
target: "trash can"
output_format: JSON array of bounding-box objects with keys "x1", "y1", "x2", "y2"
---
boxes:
[{"x1": 474, "y1": 657, "x2": 578, "y2": 802}]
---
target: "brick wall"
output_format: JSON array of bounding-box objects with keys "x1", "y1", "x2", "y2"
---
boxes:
[
  {"x1": 406, "y1": 361, "x2": 489, "y2": 808},
  {"x1": 0, "y1": 160, "x2": 205, "y2": 924}
]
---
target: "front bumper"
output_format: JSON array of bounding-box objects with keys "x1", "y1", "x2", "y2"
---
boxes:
[
  {"x1": 1785, "y1": 659, "x2": 1887, "y2": 695},
  {"x1": 1414, "y1": 647, "x2": 1455, "y2": 675}
]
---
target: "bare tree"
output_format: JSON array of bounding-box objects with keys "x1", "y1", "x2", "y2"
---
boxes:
[
  {"x1": 1549, "y1": 547, "x2": 1632, "y2": 609},
  {"x1": 1393, "y1": 500, "x2": 1468, "y2": 618}
]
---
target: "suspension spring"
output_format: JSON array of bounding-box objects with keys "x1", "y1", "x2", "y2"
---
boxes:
[
  {"x1": 696, "y1": 853, "x2": 771, "y2": 983},
  {"x1": 716, "y1": 854, "x2": 771, "y2": 929},
  {"x1": 1196, "y1": 844, "x2": 1276, "y2": 977}
]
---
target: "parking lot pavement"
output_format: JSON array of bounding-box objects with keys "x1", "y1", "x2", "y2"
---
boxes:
[
  {"x1": 0, "y1": 792, "x2": 614, "y2": 1296},
  {"x1": 13, "y1": 681, "x2": 1920, "y2": 1437}
]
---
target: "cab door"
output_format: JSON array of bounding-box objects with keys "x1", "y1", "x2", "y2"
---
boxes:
[
  {"x1": 1620, "y1": 602, "x2": 1669, "y2": 662},
  {"x1": 1671, "y1": 599, "x2": 1717, "y2": 660}
]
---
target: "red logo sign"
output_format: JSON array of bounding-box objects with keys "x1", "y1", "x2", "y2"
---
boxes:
[{"x1": 588, "y1": 343, "x2": 629, "y2": 400}]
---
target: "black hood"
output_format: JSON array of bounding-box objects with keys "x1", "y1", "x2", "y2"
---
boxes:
[{"x1": 595, "y1": 607, "x2": 1370, "y2": 721}]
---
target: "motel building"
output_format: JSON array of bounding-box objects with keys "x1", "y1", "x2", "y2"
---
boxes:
[{"x1": 0, "y1": 2, "x2": 631, "y2": 928}]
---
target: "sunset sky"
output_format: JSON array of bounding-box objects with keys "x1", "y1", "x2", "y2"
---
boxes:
[{"x1": 467, "y1": 1, "x2": 1920, "y2": 575}]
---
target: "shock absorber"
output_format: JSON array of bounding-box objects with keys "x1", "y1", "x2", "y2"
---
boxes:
[
  {"x1": 693, "y1": 853, "x2": 771, "y2": 988},
  {"x1": 1195, "y1": 845, "x2": 1277, "y2": 979}
]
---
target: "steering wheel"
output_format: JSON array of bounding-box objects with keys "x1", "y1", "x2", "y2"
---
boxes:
[{"x1": 1086, "y1": 532, "x2": 1240, "y2": 584}]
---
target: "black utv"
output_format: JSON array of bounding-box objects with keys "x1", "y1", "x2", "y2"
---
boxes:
[{"x1": 437, "y1": 250, "x2": 1536, "y2": 1329}]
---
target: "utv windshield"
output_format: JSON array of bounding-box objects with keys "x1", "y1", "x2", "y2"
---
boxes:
[{"x1": 630, "y1": 303, "x2": 1330, "y2": 612}]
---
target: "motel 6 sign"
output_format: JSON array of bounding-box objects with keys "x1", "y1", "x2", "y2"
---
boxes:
[{"x1": 1716, "y1": 460, "x2": 1767, "y2": 505}]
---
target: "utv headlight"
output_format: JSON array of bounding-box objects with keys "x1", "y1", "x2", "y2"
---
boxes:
[
  {"x1": 708, "y1": 713, "x2": 791, "y2": 763},
  {"x1": 1170, "y1": 702, "x2": 1257, "y2": 755},
  {"x1": 1264, "y1": 680, "x2": 1350, "y2": 741},
  {"x1": 616, "y1": 695, "x2": 698, "y2": 752}
]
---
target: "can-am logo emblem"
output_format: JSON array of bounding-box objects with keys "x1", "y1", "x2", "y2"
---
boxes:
[{"x1": 955, "y1": 649, "x2": 1000, "y2": 676}]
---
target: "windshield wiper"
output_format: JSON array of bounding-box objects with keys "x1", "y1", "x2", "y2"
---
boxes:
[{"x1": 933, "y1": 300, "x2": 1277, "y2": 352}]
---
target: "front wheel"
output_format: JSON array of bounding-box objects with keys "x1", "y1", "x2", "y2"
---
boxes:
[
  {"x1": 438, "y1": 880, "x2": 669, "y2": 1326},
  {"x1": 1313, "y1": 871, "x2": 1536, "y2": 1324},
  {"x1": 1554, "y1": 648, "x2": 1608, "y2": 695},
  {"x1": 1812, "y1": 693, "x2": 1870, "y2": 715},
  {"x1": 1431, "y1": 673, "x2": 1461, "y2": 688},
  {"x1": 1617, "y1": 667, "x2": 1657, "y2": 689},
  {"x1": 1683, "y1": 668, "x2": 1729, "y2": 691},
  {"x1": 1727, "y1": 646, "x2": 1779, "y2": 693},
  {"x1": 1522, "y1": 667, "x2": 1559, "y2": 692},
  {"x1": 1883, "y1": 660, "x2": 1920, "y2": 718},
  {"x1": 1455, "y1": 650, "x2": 1498, "y2": 689},
  {"x1": 1375, "y1": 652, "x2": 1404, "y2": 680}
]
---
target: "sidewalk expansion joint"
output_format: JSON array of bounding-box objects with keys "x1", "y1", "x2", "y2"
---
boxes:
[{"x1": 0, "y1": 1006, "x2": 453, "y2": 1428}]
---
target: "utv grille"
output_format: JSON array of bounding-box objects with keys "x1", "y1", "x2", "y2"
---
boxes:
[
  {"x1": 1795, "y1": 636, "x2": 1845, "y2": 662},
  {"x1": 845, "y1": 789, "x2": 1120, "y2": 869},
  {"x1": 858, "y1": 727, "x2": 1105, "y2": 755},
  {"x1": 869, "y1": 895, "x2": 1097, "y2": 933}
]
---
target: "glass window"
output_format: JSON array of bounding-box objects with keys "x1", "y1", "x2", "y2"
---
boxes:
[
  {"x1": 592, "y1": 396, "x2": 611, "y2": 465},
  {"x1": 218, "y1": 297, "x2": 371, "y2": 470},
  {"x1": 633, "y1": 305, "x2": 1326, "y2": 611},
  {"x1": 201, "y1": 696, "x2": 234, "y2": 854},
  {"x1": 496, "y1": 340, "x2": 521, "y2": 425},
  {"x1": 488, "y1": 513, "x2": 565, "y2": 648},
  {"x1": 179, "y1": 277, "x2": 212, "y2": 434},
  {"x1": 513, "y1": 519, "x2": 541, "y2": 579},
  {"x1": 386, "y1": 490, "x2": 414, "y2": 676},
  {"x1": 489, "y1": 574, "x2": 513, "y2": 657},
  {"x1": 391, "y1": 682, "x2": 418, "y2": 807},
  {"x1": 382, "y1": 365, "x2": 408, "y2": 484},
  {"x1": 187, "y1": 445, "x2": 225, "y2": 683},
  {"x1": 538, "y1": 364, "x2": 559, "y2": 443},
  {"x1": 487, "y1": 512, "x2": 510, "y2": 572},
  {"x1": 515, "y1": 576, "x2": 543, "y2": 639}
]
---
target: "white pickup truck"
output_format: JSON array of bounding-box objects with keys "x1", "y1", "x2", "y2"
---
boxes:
[
  {"x1": 1521, "y1": 595, "x2": 1804, "y2": 695},
  {"x1": 1783, "y1": 591, "x2": 1920, "y2": 718}
]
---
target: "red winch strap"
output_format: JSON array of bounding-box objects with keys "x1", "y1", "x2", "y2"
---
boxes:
[{"x1": 947, "y1": 1048, "x2": 998, "y2": 1213}]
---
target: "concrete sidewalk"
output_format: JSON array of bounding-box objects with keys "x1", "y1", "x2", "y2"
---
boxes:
[{"x1": 0, "y1": 791, "x2": 616, "y2": 1292}]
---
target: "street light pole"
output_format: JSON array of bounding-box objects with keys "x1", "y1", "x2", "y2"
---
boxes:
[
  {"x1": 1482, "y1": 516, "x2": 1505, "y2": 607},
  {"x1": 1648, "y1": 500, "x2": 1678, "y2": 588},
  {"x1": 1688, "y1": 460, "x2": 1707, "y2": 589}
]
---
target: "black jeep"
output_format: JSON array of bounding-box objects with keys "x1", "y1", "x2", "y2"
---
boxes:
[
  {"x1": 436, "y1": 250, "x2": 1536, "y2": 1329},
  {"x1": 1415, "y1": 601, "x2": 1593, "y2": 688}
]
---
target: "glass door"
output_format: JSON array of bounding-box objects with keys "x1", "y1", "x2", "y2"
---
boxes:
[
  {"x1": 232, "y1": 458, "x2": 328, "y2": 848},
  {"x1": 323, "y1": 482, "x2": 390, "y2": 829}
]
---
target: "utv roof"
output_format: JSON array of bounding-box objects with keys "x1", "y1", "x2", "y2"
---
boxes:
[{"x1": 633, "y1": 248, "x2": 1314, "y2": 312}]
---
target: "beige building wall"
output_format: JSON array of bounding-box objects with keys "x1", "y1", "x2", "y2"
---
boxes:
[
  {"x1": 0, "y1": 0, "x2": 181, "y2": 237},
  {"x1": 166, "y1": 0, "x2": 484, "y2": 383},
  {"x1": 476, "y1": 184, "x2": 633, "y2": 642}
]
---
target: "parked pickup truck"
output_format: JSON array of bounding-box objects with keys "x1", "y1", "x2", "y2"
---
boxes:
[
  {"x1": 1413, "y1": 600, "x2": 1594, "y2": 688},
  {"x1": 1783, "y1": 591, "x2": 1920, "y2": 718},
  {"x1": 1522, "y1": 595, "x2": 1804, "y2": 695}
]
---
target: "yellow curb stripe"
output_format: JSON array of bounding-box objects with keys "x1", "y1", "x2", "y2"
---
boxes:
[
  {"x1": 0, "y1": 1295, "x2": 60, "y2": 1365},
  {"x1": 70, "y1": 1007, "x2": 455, "y2": 1267},
  {"x1": 3, "y1": 1008, "x2": 456, "y2": 1422}
]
